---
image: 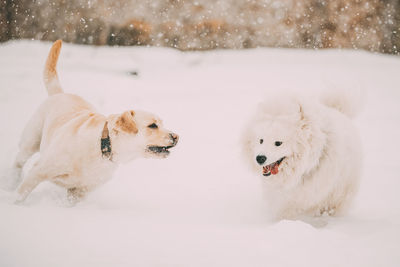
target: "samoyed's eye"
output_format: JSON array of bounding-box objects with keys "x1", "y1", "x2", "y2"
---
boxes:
[
  {"x1": 260, "y1": 139, "x2": 264, "y2": 144},
  {"x1": 275, "y1": 141, "x2": 282, "y2": 146}
]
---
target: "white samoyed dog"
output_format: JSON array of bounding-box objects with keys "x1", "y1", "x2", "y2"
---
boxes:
[{"x1": 242, "y1": 90, "x2": 362, "y2": 220}]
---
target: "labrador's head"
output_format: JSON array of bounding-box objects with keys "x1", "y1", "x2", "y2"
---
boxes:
[{"x1": 108, "y1": 110, "x2": 178, "y2": 163}]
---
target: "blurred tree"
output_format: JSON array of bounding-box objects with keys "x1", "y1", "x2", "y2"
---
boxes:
[
  {"x1": 0, "y1": 0, "x2": 9, "y2": 42},
  {"x1": 0, "y1": 0, "x2": 399, "y2": 55}
]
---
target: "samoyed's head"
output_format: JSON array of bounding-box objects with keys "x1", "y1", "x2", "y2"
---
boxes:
[{"x1": 242, "y1": 96, "x2": 325, "y2": 188}]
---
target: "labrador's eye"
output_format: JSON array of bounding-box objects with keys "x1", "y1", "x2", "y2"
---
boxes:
[
  {"x1": 260, "y1": 139, "x2": 264, "y2": 144},
  {"x1": 148, "y1": 123, "x2": 158, "y2": 129},
  {"x1": 275, "y1": 141, "x2": 282, "y2": 146}
]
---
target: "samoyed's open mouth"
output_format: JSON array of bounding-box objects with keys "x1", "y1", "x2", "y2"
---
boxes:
[{"x1": 263, "y1": 157, "x2": 285, "y2": 176}]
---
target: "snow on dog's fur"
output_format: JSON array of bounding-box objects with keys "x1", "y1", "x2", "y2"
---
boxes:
[
  {"x1": 13, "y1": 40, "x2": 179, "y2": 203},
  {"x1": 242, "y1": 91, "x2": 362, "y2": 219}
]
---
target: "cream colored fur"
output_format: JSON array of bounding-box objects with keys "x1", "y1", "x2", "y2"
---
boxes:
[
  {"x1": 14, "y1": 40, "x2": 178, "y2": 203},
  {"x1": 242, "y1": 92, "x2": 362, "y2": 220}
]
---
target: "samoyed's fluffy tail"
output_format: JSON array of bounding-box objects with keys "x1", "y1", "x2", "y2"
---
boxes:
[{"x1": 319, "y1": 87, "x2": 365, "y2": 119}]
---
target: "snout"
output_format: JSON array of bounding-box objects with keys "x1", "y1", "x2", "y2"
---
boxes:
[
  {"x1": 169, "y1": 133, "x2": 179, "y2": 146},
  {"x1": 256, "y1": 155, "x2": 267, "y2": 165}
]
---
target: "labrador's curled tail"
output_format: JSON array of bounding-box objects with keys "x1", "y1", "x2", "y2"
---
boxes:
[{"x1": 43, "y1": 40, "x2": 63, "y2": 96}]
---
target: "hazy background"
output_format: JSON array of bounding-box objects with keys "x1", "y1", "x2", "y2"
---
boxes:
[{"x1": 1, "y1": 0, "x2": 399, "y2": 54}]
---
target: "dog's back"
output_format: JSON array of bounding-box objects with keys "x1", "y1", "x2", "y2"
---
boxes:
[
  {"x1": 320, "y1": 88, "x2": 365, "y2": 119},
  {"x1": 13, "y1": 41, "x2": 96, "y2": 185}
]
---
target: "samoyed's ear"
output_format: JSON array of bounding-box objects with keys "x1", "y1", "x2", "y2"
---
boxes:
[
  {"x1": 114, "y1": 111, "x2": 138, "y2": 134},
  {"x1": 299, "y1": 104, "x2": 305, "y2": 121},
  {"x1": 298, "y1": 103, "x2": 310, "y2": 131}
]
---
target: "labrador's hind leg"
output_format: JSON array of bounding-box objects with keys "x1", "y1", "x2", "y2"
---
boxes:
[
  {"x1": 12, "y1": 112, "x2": 44, "y2": 189},
  {"x1": 15, "y1": 163, "x2": 47, "y2": 204}
]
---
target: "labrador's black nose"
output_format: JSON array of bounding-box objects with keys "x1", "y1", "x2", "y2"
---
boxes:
[
  {"x1": 170, "y1": 133, "x2": 179, "y2": 146},
  {"x1": 256, "y1": 155, "x2": 267, "y2": 165}
]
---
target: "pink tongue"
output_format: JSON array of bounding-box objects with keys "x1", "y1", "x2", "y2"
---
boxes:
[
  {"x1": 263, "y1": 163, "x2": 280, "y2": 175},
  {"x1": 271, "y1": 163, "x2": 279, "y2": 175}
]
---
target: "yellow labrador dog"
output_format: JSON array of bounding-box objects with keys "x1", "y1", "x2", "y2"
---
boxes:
[{"x1": 14, "y1": 40, "x2": 179, "y2": 203}]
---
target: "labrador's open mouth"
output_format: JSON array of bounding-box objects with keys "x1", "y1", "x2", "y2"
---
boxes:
[
  {"x1": 147, "y1": 145, "x2": 174, "y2": 155},
  {"x1": 263, "y1": 157, "x2": 285, "y2": 176}
]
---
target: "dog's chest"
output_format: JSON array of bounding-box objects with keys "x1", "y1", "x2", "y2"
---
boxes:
[
  {"x1": 54, "y1": 160, "x2": 116, "y2": 190},
  {"x1": 80, "y1": 161, "x2": 116, "y2": 188}
]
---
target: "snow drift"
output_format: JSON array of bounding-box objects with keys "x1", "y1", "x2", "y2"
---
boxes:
[{"x1": 0, "y1": 41, "x2": 399, "y2": 267}]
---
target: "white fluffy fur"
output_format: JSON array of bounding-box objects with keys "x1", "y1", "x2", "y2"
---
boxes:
[{"x1": 242, "y1": 91, "x2": 362, "y2": 219}]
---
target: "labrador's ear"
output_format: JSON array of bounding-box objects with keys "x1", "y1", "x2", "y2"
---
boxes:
[{"x1": 115, "y1": 110, "x2": 138, "y2": 134}]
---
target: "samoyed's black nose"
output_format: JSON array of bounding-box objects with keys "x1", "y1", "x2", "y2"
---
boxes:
[{"x1": 256, "y1": 155, "x2": 267, "y2": 165}]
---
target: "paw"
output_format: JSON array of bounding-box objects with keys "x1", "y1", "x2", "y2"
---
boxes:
[
  {"x1": 66, "y1": 187, "x2": 87, "y2": 205},
  {"x1": 14, "y1": 194, "x2": 26, "y2": 205},
  {"x1": 66, "y1": 193, "x2": 80, "y2": 206},
  {"x1": 319, "y1": 206, "x2": 336, "y2": 216}
]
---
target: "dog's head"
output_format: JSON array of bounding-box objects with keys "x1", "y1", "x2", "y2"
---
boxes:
[
  {"x1": 242, "y1": 97, "x2": 325, "y2": 188},
  {"x1": 107, "y1": 110, "x2": 179, "y2": 163}
]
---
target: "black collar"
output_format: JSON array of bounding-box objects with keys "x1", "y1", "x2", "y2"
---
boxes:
[{"x1": 101, "y1": 121, "x2": 112, "y2": 160}]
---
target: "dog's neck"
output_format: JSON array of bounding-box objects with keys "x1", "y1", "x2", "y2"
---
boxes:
[{"x1": 101, "y1": 121, "x2": 113, "y2": 161}]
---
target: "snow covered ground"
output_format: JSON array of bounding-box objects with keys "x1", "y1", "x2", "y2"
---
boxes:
[{"x1": 0, "y1": 41, "x2": 399, "y2": 267}]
